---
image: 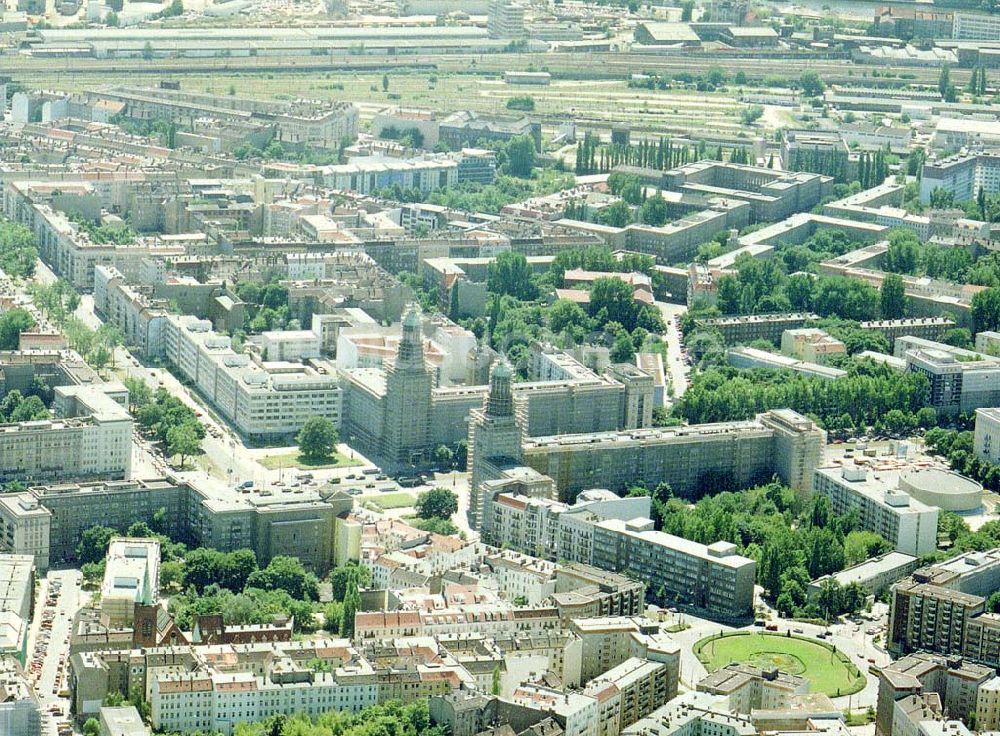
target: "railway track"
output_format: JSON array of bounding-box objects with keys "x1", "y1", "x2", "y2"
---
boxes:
[{"x1": 0, "y1": 50, "x2": 968, "y2": 88}]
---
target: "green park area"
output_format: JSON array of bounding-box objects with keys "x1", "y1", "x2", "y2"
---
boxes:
[
  {"x1": 360, "y1": 492, "x2": 416, "y2": 510},
  {"x1": 258, "y1": 450, "x2": 360, "y2": 471},
  {"x1": 694, "y1": 632, "x2": 866, "y2": 698}
]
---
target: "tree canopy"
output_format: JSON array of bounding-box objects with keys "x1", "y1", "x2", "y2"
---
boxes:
[
  {"x1": 297, "y1": 416, "x2": 339, "y2": 462},
  {"x1": 415, "y1": 488, "x2": 458, "y2": 520}
]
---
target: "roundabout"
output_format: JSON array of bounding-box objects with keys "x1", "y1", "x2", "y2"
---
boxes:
[{"x1": 694, "y1": 632, "x2": 866, "y2": 698}]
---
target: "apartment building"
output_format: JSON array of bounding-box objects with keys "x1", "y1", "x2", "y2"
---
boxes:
[
  {"x1": 974, "y1": 407, "x2": 1000, "y2": 465},
  {"x1": 344, "y1": 315, "x2": 648, "y2": 476},
  {"x1": 693, "y1": 313, "x2": 820, "y2": 346},
  {"x1": 321, "y1": 155, "x2": 457, "y2": 195},
  {"x1": 439, "y1": 629, "x2": 584, "y2": 692},
  {"x1": 152, "y1": 662, "x2": 379, "y2": 735},
  {"x1": 487, "y1": 0, "x2": 526, "y2": 39},
  {"x1": 0, "y1": 555, "x2": 35, "y2": 662},
  {"x1": 859, "y1": 319, "x2": 954, "y2": 352},
  {"x1": 900, "y1": 343, "x2": 1000, "y2": 417},
  {"x1": 468, "y1": 361, "x2": 526, "y2": 528},
  {"x1": 486, "y1": 552, "x2": 558, "y2": 606},
  {"x1": 975, "y1": 331, "x2": 1000, "y2": 356},
  {"x1": 0, "y1": 477, "x2": 351, "y2": 574},
  {"x1": 812, "y1": 465, "x2": 939, "y2": 556},
  {"x1": 697, "y1": 663, "x2": 808, "y2": 715},
  {"x1": 92, "y1": 265, "x2": 168, "y2": 358},
  {"x1": 0, "y1": 496, "x2": 51, "y2": 572},
  {"x1": 509, "y1": 684, "x2": 599, "y2": 736},
  {"x1": 0, "y1": 383, "x2": 132, "y2": 486},
  {"x1": 622, "y1": 691, "x2": 756, "y2": 736},
  {"x1": 2, "y1": 187, "x2": 183, "y2": 292},
  {"x1": 976, "y1": 676, "x2": 1000, "y2": 731},
  {"x1": 920, "y1": 153, "x2": 1000, "y2": 203},
  {"x1": 876, "y1": 653, "x2": 992, "y2": 736},
  {"x1": 657, "y1": 161, "x2": 833, "y2": 222},
  {"x1": 817, "y1": 247, "x2": 979, "y2": 328},
  {"x1": 888, "y1": 549, "x2": 1000, "y2": 666},
  {"x1": 569, "y1": 617, "x2": 656, "y2": 683},
  {"x1": 354, "y1": 606, "x2": 561, "y2": 641},
  {"x1": 0, "y1": 655, "x2": 41, "y2": 735},
  {"x1": 727, "y1": 346, "x2": 848, "y2": 381},
  {"x1": 485, "y1": 484, "x2": 754, "y2": 620},
  {"x1": 952, "y1": 12, "x2": 1000, "y2": 40},
  {"x1": 583, "y1": 657, "x2": 674, "y2": 736},
  {"x1": 487, "y1": 489, "x2": 642, "y2": 560},
  {"x1": 553, "y1": 563, "x2": 646, "y2": 621},
  {"x1": 427, "y1": 631, "x2": 676, "y2": 736},
  {"x1": 780, "y1": 328, "x2": 846, "y2": 364},
  {"x1": 90, "y1": 86, "x2": 359, "y2": 150},
  {"x1": 808, "y1": 552, "x2": 920, "y2": 599},
  {"x1": 439, "y1": 111, "x2": 541, "y2": 152},
  {"x1": 373, "y1": 108, "x2": 441, "y2": 149},
  {"x1": 163, "y1": 315, "x2": 342, "y2": 441},
  {"x1": 591, "y1": 519, "x2": 756, "y2": 622},
  {"x1": 523, "y1": 409, "x2": 824, "y2": 498}
]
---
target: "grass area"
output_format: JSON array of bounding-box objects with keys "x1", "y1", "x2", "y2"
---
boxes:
[
  {"x1": 360, "y1": 492, "x2": 416, "y2": 510},
  {"x1": 404, "y1": 515, "x2": 459, "y2": 535},
  {"x1": 258, "y1": 451, "x2": 360, "y2": 470},
  {"x1": 694, "y1": 632, "x2": 866, "y2": 698},
  {"x1": 845, "y1": 709, "x2": 876, "y2": 726}
]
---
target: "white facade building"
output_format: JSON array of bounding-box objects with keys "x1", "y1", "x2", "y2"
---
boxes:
[
  {"x1": 813, "y1": 465, "x2": 939, "y2": 556},
  {"x1": 163, "y1": 315, "x2": 341, "y2": 441},
  {"x1": 975, "y1": 407, "x2": 1000, "y2": 466},
  {"x1": 0, "y1": 384, "x2": 132, "y2": 487},
  {"x1": 151, "y1": 664, "x2": 379, "y2": 736}
]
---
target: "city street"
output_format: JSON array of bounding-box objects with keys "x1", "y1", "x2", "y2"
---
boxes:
[
  {"x1": 25, "y1": 569, "x2": 83, "y2": 736},
  {"x1": 655, "y1": 300, "x2": 690, "y2": 402}
]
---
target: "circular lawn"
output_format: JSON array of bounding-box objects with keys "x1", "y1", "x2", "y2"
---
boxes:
[{"x1": 693, "y1": 632, "x2": 866, "y2": 698}]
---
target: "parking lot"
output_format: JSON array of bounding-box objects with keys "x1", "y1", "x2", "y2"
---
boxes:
[{"x1": 26, "y1": 569, "x2": 83, "y2": 736}]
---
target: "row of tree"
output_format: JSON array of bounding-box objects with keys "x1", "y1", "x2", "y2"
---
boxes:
[
  {"x1": 219, "y1": 700, "x2": 444, "y2": 736},
  {"x1": 127, "y1": 381, "x2": 205, "y2": 468},
  {"x1": 883, "y1": 228, "x2": 1000, "y2": 286},
  {"x1": 574, "y1": 133, "x2": 710, "y2": 175},
  {"x1": 673, "y1": 361, "x2": 931, "y2": 428},
  {"x1": 0, "y1": 217, "x2": 37, "y2": 279},
  {"x1": 711, "y1": 254, "x2": 902, "y2": 322},
  {"x1": 856, "y1": 149, "x2": 891, "y2": 190},
  {"x1": 28, "y1": 280, "x2": 125, "y2": 371},
  {"x1": 967, "y1": 66, "x2": 990, "y2": 96}
]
